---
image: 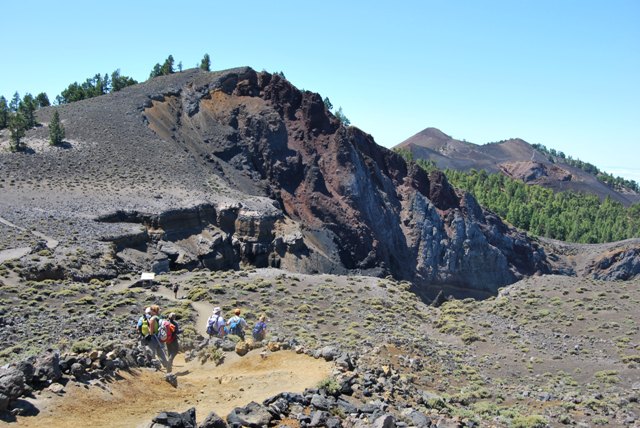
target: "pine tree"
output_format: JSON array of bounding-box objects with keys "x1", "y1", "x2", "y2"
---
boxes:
[
  {"x1": 200, "y1": 53, "x2": 211, "y2": 71},
  {"x1": 149, "y1": 63, "x2": 162, "y2": 79},
  {"x1": 8, "y1": 113, "x2": 26, "y2": 152},
  {"x1": 49, "y1": 110, "x2": 65, "y2": 146},
  {"x1": 334, "y1": 107, "x2": 351, "y2": 126},
  {"x1": 36, "y1": 92, "x2": 50, "y2": 108},
  {"x1": 9, "y1": 92, "x2": 20, "y2": 112},
  {"x1": 0, "y1": 96, "x2": 8, "y2": 129},
  {"x1": 19, "y1": 93, "x2": 37, "y2": 128},
  {"x1": 111, "y1": 69, "x2": 137, "y2": 92},
  {"x1": 323, "y1": 97, "x2": 333, "y2": 111},
  {"x1": 160, "y1": 55, "x2": 175, "y2": 75}
]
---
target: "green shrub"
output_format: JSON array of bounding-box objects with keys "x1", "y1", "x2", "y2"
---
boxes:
[
  {"x1": 187, "y1": 287, "x2": 209, "y2": 301},
  {"x1": 317, "y1": 377, "x2": 340, "y2": 395},
  {"x1": 510, "y1": 415, "x2": 548, "y2": 428},
  {"x1": 71, "y1": 340, "x2": 93, "y2": 353}
]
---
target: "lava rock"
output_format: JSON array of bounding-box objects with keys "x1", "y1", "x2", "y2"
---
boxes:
[
  {"x1": 151, "y1": 407, "x2": 197, "y2": 428},
  {"x1": 198, "y1": 411, "x2": 228, "y2": 428},
  {"x1": 226, "y1": 401, "x2": 272, "y2": 428}
]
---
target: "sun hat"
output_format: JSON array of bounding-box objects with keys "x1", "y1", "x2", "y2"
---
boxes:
[
  {"x1": 145, "y1": 307, "x2": 152, "y2": 314},
  {"x1": 213, "y1": 307, "x2": 221, "y2": 314}
]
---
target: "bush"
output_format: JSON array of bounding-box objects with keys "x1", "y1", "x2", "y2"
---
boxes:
[
  {"x1": 511, "y1": 415, "x2": 548, "y2": 428},
  {"x1": 71, "y1": 340, "x2": 93, "y2": 353},
  {"x1": 317, "y1": 376, "x2": 340, "y2": 395}
]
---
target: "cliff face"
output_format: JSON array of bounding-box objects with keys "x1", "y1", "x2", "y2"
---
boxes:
[
  {"x1": 1, "y1": 67, "x2": 550, "y2": 295},
  {"x1": 139, "y1": 68, "x2": 549, "y2": 293}
]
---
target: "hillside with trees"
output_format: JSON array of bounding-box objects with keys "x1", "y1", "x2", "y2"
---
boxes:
[
  {"x1": 394, "y1": 149, "x2": 640, "y2": 243},
  {"x1": 531, "y1": 143, "x2": 639, "y2": 193},
  {"x1": 395, "y1": 127, "x2": 640, "y2": 207},
  {"x1": 445, "y1": 168, "x2": 640, "y2": 243},
  {"x1": 1, "y1": 53, "x2": 213, "y2": 153}
]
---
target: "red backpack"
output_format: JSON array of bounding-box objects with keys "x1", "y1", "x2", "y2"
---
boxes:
[{"x1": 158, "y1": 319, "x2": 176, "y2": 343}]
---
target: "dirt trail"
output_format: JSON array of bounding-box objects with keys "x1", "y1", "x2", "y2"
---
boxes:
[
  {"x1": 0, "y1": 215, "x2": 59, "y2": 252},
  {"x1": 6, "y1": 273, "x2": 332, "y2": 427},
  {"x1": 109, "y1": 272, "x2": 215, "y2": 335},
  {"x1": 11, "y1": 350, "x2": 331, "y2": 428}
]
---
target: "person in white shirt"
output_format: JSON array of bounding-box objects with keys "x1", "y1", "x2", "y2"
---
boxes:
[{"x1": 206, "y1": 307, "x2": 226, "y2": 338}]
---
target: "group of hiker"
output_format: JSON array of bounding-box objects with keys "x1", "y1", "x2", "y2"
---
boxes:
[
  {"x1": 137, "y1": 303, "x2": 269, "y2": 372},
  {"x1": 137, "y1": 305, "x2": 180, "y2": 372},
  {"x1": 206, "y1": 307, "x2": 268, "y2": 342}
]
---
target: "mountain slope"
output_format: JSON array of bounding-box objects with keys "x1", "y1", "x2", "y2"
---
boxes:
[
  {"x1": 1, "y1": 68, "x2": 552, "y2": 295},
  {"x1": 396, "y1": 127, "x2": 640, "y2": 206}
]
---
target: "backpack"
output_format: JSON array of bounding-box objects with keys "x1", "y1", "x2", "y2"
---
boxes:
[
  {"x1": 252, "y1": 321, "x2": 266, "y2": 340},
  {"x1": 206, "y1": 315, "x2": 219, "y2": 336},
  {"x1": 228, "y1": 317, "x2": 243, "y2": 337},
  {"x1": 159, "y1": 319, "x2": 176, "y2": 343},
  {"x1": 137, "y1": 315, "x2": 150, "y2": 337}
]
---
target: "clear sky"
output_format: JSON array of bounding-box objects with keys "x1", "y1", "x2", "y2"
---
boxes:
[{"x1": 2, "y1": 1, "x2": 638, "y2": 182}]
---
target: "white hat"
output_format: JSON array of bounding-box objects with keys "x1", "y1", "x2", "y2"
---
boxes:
[
  {"x1": 213, "y1": 307, "x2": 221, "y2": 314},
  {"x1": 145, "y1": 307, "x2": 152, "y2": 314}
]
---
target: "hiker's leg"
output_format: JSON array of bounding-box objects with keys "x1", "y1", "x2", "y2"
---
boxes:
[
  {"x1": 167, "y1": 340, "x2": 178, "y2": 365},
  {"x1": 150, "y1": 336, "x2": 169, "y2": 368}
]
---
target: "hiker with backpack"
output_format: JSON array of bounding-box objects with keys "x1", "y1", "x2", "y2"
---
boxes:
[
  {"x1": 139, "y1": 305, "x2": 170, "y2": 371},
  {"x1": 226, "y1": 308, "x2": 248, "y2": 340},
  {"x1": 206, "y1": 307, "x2": 226, "y2": 338},
  {"x1": 252, "y1": 314, "x2": 268, "y2": 342},
  {"x1": 137, "y1": 307, "x2": 152, "y2": 340},
  {"x1": 163, "y1": 312, "x2": 180, "y2": 371}
]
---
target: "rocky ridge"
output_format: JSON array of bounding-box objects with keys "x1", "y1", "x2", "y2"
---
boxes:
[
  {"x1": 396, "y1": 127, "x2": 640, "y2": 207},
  {"x1": 1, "y1": 67, "x2": 554, "y2": 296}
]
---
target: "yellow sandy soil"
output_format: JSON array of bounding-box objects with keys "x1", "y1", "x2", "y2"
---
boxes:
[{"x1": 10, "y1": 349, "x2": 331, "y2": 428}]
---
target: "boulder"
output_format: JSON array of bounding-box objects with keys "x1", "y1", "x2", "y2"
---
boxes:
[
  {"x1": 0, "y1": 367, "x2": 27, "y2": 411},
  {"x1": 47, "y1": 383, "x2": 65, "y2": 394},
  {"x1": 10, "y1": 358, "x2": 35, "y2": 384},
  {"x1": 220, "y1": 339, "x2": 236, "y2": 352},
  {"x1": 235, "y1": 341, "x2": 249, "y2": 357},
  {"x1": 317, "y1": 346, "x2": 340, "y2": 361},
  {"x1": 264, "y1": 396, "x2": 289, "y2": 417},
  {"x1": 151, "y1": 407, "x2": 197, "y2": 428},
  {"x1": 198, "y1": 411, "x2": 228, "y2": 428},
  {"x1": 335, "y1": 353, "x2": 354, "y2": 371},
  {"x1": 266, "y1": 342, "x2": 281, "y2": 352},
  {"x1": 309, "y1": 410, "x2": 330, "y2": 427},
  {"x1": 226, "y1": 401, "x2": 272, "y2": 428},
  {"x1": 402, "y1": 409, "x2": 432, "y2": 427},
  {"x1": 310, "y1": 393, "x2": 333, "y2": 410},
  {"x1": 372, "y1": 414, "x2": 396, "y2": 428},
  {"x1": 32, "y1": 350, "x2": 62, "y2": 385}
]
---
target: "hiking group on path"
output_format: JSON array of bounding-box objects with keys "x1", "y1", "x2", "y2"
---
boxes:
[
  {"x1": 137, "y1": 305, "x2": 180, "y2": 372},
  {"x1": 137, "y1": 302, "x2": 269, "y2": 372},
  {"x1": 206, "y1": 308, "x2": 268, "y2": 342}
]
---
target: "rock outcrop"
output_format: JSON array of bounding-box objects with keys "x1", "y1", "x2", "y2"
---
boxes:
[
  {"x1": 0, "y1": 67, "x2": 552, "y2": 295},
  {"x1": 541, "y1": 237, "x2": 640, "y2": 281},
  {"x1": 136, "y1": 68, "x2": 550, "y2": 293}
]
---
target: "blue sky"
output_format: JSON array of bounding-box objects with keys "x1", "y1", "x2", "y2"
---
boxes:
[{"x1": 2, "y1": 1, "x2": 639, "y2": 182}]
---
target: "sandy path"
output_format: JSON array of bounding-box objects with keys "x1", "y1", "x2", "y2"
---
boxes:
[
  {"x1": 0, "y1": 247, "x2": 31, "y2": 264},
  {"x1": 109, "y1": 272, "x2": 215, "y2": 336},
  {"x1": 11, "y1": 350, "x2": 331, "y2": 428},
  {"x1": 0, "y1": 215, "x2": 59, "y2": 250}
]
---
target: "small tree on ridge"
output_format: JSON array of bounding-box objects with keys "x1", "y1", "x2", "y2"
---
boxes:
[{"x1": 49, "y1": 110, "x2": 65, "y2": 146}]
